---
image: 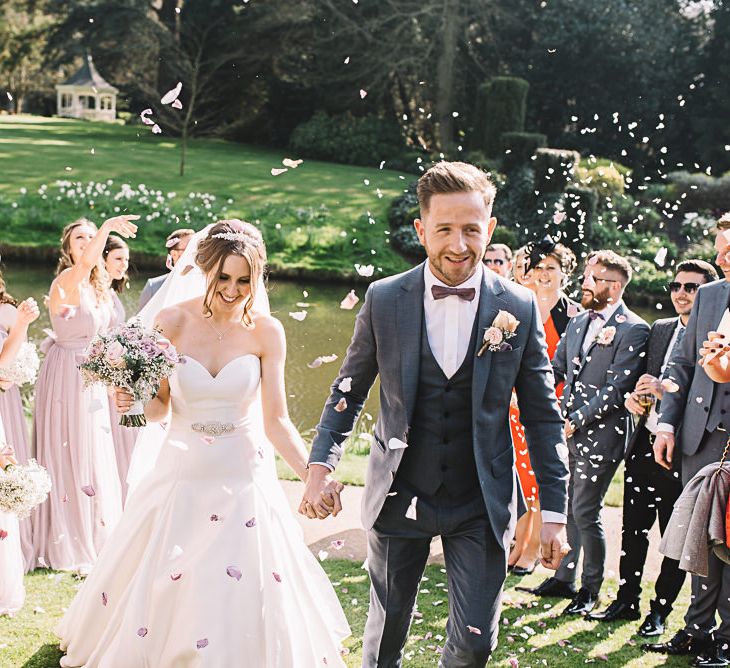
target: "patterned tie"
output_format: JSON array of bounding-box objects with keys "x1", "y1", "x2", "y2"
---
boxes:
[
  {"x1": 661, "y1": 326, "x2": 685, "y2": 380},
  {"x1": 588, "y1": 310, "x2": 605, "y2": 321},
  {"x1": 431, "y1": 285, "x2": 476, "y2": 302}
]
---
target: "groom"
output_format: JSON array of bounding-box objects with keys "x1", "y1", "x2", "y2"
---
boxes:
[{"x1": 303, "y1": 161, "x2": 570, "y2": 667}]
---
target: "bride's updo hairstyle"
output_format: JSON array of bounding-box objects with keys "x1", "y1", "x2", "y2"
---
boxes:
[{"x1": 196, "y1": 219, "x2": 267, "y2": 327}]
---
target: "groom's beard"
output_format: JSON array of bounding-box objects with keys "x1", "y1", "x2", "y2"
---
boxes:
[
  {"x1": 580, "y1": 287, "x2": 611, "y2": 310},
  {"x1": 427, "y1": 249, "x2": 480, "y2": 286}
]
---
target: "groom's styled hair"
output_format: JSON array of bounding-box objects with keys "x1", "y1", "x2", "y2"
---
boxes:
[{"x1": 417, "y1": 161, "x2": 497, "y2": 214}]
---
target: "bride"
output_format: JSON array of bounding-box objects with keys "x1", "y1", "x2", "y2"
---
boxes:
[{"x1": 57, "y1": 220, "x2": 350, "y2": 667}]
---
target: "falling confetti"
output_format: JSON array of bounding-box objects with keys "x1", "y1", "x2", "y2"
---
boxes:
[
  {"x1": 271, "y1": 167, "x2": 288, "y2": 176},
  {"x1": 272, "y1": 572, "x2": 282, "y2": 583},
  {"x1": 245, "y1": 517, "x2": 256, "y2": 528},
  {"x1": 338, "y1": 377, "x2": 352, "y2": 392},
  {"x1": 170, "y1": 572, "x2": 182, "y2": 581},
  {"x1": 101, "y1": 592, "x2": 108, "y2": 606},
  {"x1": 654, "y1": 247, "x2": 668, "y2": 266},
  {"x1": 0, "y1": 529, "x2": 7, "y2": 540},
  {"x1": 81, "y1": 485, "x2": 96, "y2": 497},
  {"x1": 340, "y1": 290, "x2": 359, "y2": 310},
  {"x1": 330, "y1": 539, "x2": 345, "y2": 550},
  {"x1": 289, "y1": 311, "x2": 307, "y2": 321},
  {"x1": 354, "y1": 264, "x2": 374, "y2": 277},
  {"x1": 359, "y1": 89, "x2": 368, "y2": 99},
  {"x1": 334, "y1": 398, "x2": 348, "y2": 412},
  {"x1": 318, "y1": 550, "x2": 329, "y2": 561},
  {"x1": 282, "y1": 158, "x2": 303, "y2": 168},
  {"x1": 226, "y1": 566, "x2": 242, "y2": 581},
  {"x1": 137, "y1": 627, "x2": 148, "y2": 638},
  {"x1": 161, "y1": 82, "x2": 183, "y2": 105},
  {"x1": 661, "y1": 378, "x2": 679, "y2": 393},
  {"x1": 151, "y1": 124, "x2": 162, "y2": 135},
  {"x1": 466, "y1": 625, "x2": 482, "y2": 635},
  {"x1": 196, "y1": 639, "x2": 209, "y2": 649},
  {"x1": 406, "y1": 496, "x2": 418, "y2": 520}
]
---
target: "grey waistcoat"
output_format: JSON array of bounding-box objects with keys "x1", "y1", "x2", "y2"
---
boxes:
[{"x1": 395, "y1": 314, "x2": 479, "y2": 497}]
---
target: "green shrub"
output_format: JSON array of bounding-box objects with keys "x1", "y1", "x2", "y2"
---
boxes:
[
  {"x1": 383, "y1": 149, "x2": 430, "y2": 175},
  {"x1": 490, "y1": 225, "x2": 518, "y2": 250},
  {"x1": 391, "y1": 225, "x2": 425, "y2": 261},
  {"x1": 534, "y1": 148, "x2": 581, "y2": 195},
  {"x1": 665, "y1": 171, "x2": 730, "y2": 213},
  {"x1": 387, "y1": 182, "x2": 419, "y2": 231},
  {"x1": 492, "y1": 165, "x2": 538, "y2": 240},
  {"x1": 575, "y1": 158, "x2": 628, "y2": 200},
  {"x1": 479, "y1": 77, "x2": 530, "y2": 158},
  {"x1": 289, "y1": 110, "x2": 407, "y2": 167},
  {"x1": 500, "y1": 132, "x2": 547, "y2": 172}
]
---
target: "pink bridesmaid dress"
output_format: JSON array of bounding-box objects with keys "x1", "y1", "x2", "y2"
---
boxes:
[
  {"x1": 107, "y1": 291, "x2": 138, "y2": 504},
  {"x1": 30, "y1": 281, "x2": 123, "y2": 572},
  {"x1": 0, "y1": 304, "x2": 34, "y2": 571},
  {"x1": 0, "y1": 414, "x2": 25, "y2": 615}
]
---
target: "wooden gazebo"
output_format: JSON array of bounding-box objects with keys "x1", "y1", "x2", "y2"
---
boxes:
[{"x1": 55, "y1": 54, "x2": 118, "y2": 122}]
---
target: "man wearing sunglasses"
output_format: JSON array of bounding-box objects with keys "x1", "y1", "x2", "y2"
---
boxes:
[
  {"x1": 527, "y1": 250, "x2": 650, "y2": 615},
  {"x1": 589, "y1": 260, "x2": 717, "y2": 640},
  {"x1": 652, "y1": 215, "x2": 730, "y2": 667},
  {"x1": 483, "y1": 243, "x2": 513, "y2": 278}
]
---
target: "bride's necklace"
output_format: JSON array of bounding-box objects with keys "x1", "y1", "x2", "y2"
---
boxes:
[{"x1": 203, "y1": 316, "x2": 239, "y2": 342}]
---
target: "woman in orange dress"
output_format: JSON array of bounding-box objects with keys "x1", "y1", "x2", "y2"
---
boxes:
[{"x1": 509, "y1": 242, "x2": 579, "y2": 574}]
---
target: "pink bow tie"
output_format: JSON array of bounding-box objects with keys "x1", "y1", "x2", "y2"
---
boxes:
[{"x1": 431, "y1": 285, "x2": 476, "y2": 302}]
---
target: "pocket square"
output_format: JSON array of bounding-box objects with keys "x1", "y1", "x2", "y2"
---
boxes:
[{"x1": 388, "y1": 437, "x2": 408, "y2": 450}]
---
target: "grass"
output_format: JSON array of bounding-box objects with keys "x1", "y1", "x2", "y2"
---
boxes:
[
  {"x1": 1, "y1": 564, "x2": 691, "y2": 667},
  {"x1": 0, "y1": 115, "x2": 411, "y2": 277}
]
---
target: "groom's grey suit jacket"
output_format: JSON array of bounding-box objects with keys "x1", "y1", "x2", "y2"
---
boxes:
[
  {"x1": 309, "y1": 263, "x2": 569, "y2": 548},
  {"x1": 659, "y1": 279, "x2": 729, "y2": 457},
  {"x1": 552, "y1": 303, "x2": 649, "y2": 460}
]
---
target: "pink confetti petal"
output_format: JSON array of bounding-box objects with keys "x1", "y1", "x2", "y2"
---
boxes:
[
  {"x1": 245, "y1": 517, "x2": 256, "y2": 528},
  {"x1": 338, "y1": 377, "x2": 352, "y2": 393},
  {"x1": 307, "y1": 357, "x2": 323, "y2": 369},
  {"x1": 196, "y1": 638, "x2": 208, "y2": 649},
  {"x1": 199, "y1": 435, "x2": 215, "y2": 446},
  {"x1": 227, "y1": 566, "x2": 242, "y2": 581},
  {"x1": 359, "y1": 89, "x2": 368, "y2": 99},
  {"x1": 553, "y1": 211, "x2": 566, "y2": 225},
  {"x1": 330, "y1": 539, "x2": 345, "y2": 550},
  {"x1": 335, "y1": 397, "x2": 348, "y2": 412},
  {"x1": 161, "y1": 81, "x2": 182, "y2": 105},
  {"x1": 101, "y1": 592, "x2": 108, "y2": 606},
  {"x1": 466, "y1": 625, "x2": 482, "y2": 635},
  {"x1": 137, "y1": 627, "x2": 148, "y2": 638},
  {"x1": 81, "y1": 485, "x2": 96, "y2": 497},
  {"x1": 567, "y1": 303, "x2": 580, "y2": 318},
  {"x1": 139, "y1": 109, "x2": 154, "y2": 126},
  {"x1": 210, "y1": 514, "x2": 221, "y2": 522},
  {"x1": 282, "y1": 158, "x2": 303, "y2": 168},
  {"x1": 289, "y1": 311, "x2": 307, "y2": 321},
  {"x1": 171, "y1": 98, "x2": 183, "y2": 110},
  {"x1": 151, "y1": 124, "x2": 162, "y2": 135},
  {"x1": 0, "y1": 529, "x2": 7, "y2": 540},
  {"x1": 405, "y1": 496, "x2": 418, "y2": 520},
  {"x1": 170, "y1": 572, "x2": 182, "y2": 581},
  {"x1": 661, "y1": 378, "x2": 679, "y2": 393},
  {"x1": 271, "y1": 167, "x2": 288, "y2": 176},
  {"x1": 340, "y1": 290, "x2": 359, "y2": 310},
  {"x1": 272, "y1": 572, "x2": 282, "y2": 583}
]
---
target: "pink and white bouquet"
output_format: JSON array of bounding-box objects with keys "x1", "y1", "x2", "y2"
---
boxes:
[
  {"x1": 0, "y1": 342, "x2": 41, "y2": 388},
  {"x1": 0, "y1": 452, "x2": 52, "y2": 519},
  {"x1": 79, "y1": 319, "x2": 184, "y2": 427}
]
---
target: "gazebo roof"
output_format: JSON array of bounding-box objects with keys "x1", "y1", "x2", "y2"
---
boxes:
[{"x1": 59, "y1": 54, "x2": 118, "y2": 92}]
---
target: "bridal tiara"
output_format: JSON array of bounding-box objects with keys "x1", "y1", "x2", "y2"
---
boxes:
[{"x1": 210, "y1": 231, "x2": 257, "y2": 243}]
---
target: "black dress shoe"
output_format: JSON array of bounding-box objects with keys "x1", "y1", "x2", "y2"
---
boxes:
[
  {"x1": 515, "y1": 577, "x2": 576, "y2": 598},
  {"x1": 561, "y1": 588, "x2": 599, "y2": 616},
  {"x1": 511, "y1": 560, "x2": 539, "y2": 577},
  {"x1": 643, "y1": 629, "x2": 711, "y2": 656},
  {"x1": 587, "y1": 599, "x2": 641, "y2": 622},
  {"x1": 693, "y1": 639, "x2": 730, "y2": 667},
  {"x1": 637, "y1": 610, "x2": 665, "y2": 637}
]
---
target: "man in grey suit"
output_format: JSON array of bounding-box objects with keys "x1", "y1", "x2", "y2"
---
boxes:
[
  {"x1": 653, "y1": 217, "x2": 730, "y2": 667},
  {"x1": 301, "y1": 161, "x2": 570, "y2": 667},
  {"x1": 529, "y1": 250, "x2": 650, "y2": 616},
  {"x1": 137, "y1": 228, "x2": 194, "y2": 311}
]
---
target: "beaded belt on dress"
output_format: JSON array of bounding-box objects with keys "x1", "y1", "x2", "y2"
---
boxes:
[{"x1": 191, "y1": 421, "x2": 237, "y2": 437}]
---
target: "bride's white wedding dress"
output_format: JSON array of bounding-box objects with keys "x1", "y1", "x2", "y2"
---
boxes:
[{"x1": 57, "y1": 354, "x2": 350, "y2": 667}]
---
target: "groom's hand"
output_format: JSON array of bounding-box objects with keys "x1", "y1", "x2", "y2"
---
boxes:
[
  {"x1": 539, "y1": 522, "x2": 569, "y2": 570},
  {"x1": 299, "y1": 464, "x2": 344, "y2": 520}
]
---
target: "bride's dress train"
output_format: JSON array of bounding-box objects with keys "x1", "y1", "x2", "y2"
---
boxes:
[{"x1": 57, "y1": 354, "x2": 350, "y2": 667}]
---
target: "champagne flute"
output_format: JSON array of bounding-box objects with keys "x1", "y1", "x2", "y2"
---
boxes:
[{"x1": 637, "y1": 393, "x2": 655, "y2": 415}]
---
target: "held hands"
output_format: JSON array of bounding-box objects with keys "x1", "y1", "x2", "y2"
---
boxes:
[
  {"x1": 299, "y1": 464, "x2": 344, "y2": 520},
  {"x1": 16, "y1": 298, "x2": 40, "y2": 327},
  {"x1": 539, "y1": 522, "x2": 570, "y2": 570},
  {"x1": 103, "y1": 215, "x2": 139, "y2": 239},
  {"x1": 653, "y1": 431, "x2": 675, "y2": 470}
]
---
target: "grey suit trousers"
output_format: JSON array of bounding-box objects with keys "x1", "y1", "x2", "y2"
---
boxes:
[
  {"x1": 683, "y1": 429, "x2": 730, "y2": 640},
  {"x1": 555, "y1": 449, "x2": 620, "y2": 593},
  {"x1": 362, "y1": 486, "x2": 504, "y2": 668}
]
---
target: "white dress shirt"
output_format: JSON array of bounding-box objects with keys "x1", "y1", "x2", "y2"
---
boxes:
[
  {"x1": 581, "y1": 299, "x2": 624, "y2": 355},
  {"x1": 423, "y1": 262, "x2": 482, "y2": 377},
  {"x1": 646, "y1": 320, "x2": 684, "y2": 434}
]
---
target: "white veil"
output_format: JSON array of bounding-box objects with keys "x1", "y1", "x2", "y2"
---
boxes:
[{"x1": 126, "y1": 223, "x2": 271, "y2": 493}]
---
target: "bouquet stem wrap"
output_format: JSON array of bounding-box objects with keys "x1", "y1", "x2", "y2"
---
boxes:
[{"x1": 121, "y1": 399, "x2": 147, "y2": 427}]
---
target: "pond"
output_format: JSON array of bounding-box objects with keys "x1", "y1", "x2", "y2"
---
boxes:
[
  {"x1": 2, "y1": 261, "x2": 381, "y2": 438},
  {"x1": 3, "y1": 262, "x2": 663, "y2": 436}
]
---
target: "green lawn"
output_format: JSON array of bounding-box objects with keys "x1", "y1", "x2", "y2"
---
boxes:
[
  {"x1": 1, "y1": 564, "x2": 690, "y2": 667},
  {"x1": 0, "y1": 115, "x2": 411, "y2": 277}
]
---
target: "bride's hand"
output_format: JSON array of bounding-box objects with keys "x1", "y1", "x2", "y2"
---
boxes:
[
  {"x1": 299, "y1": 465, "x2": 344, "y2": 520},
  {"x1": 113, "y1": 387, "x2": 134, "y2": 414}
]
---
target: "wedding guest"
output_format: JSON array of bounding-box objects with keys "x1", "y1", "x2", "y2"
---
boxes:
[
  {"x1": 651, "y1": 216, "x2": 730, "y2": 666},
  {"x1": 509, "y1": 241, "x2": 580, "y2": 575},
  {"x1": 590, "y1": 259, "x2": 716, "y2": 638},
  {"x1": 30, "y1": 215, "x2": 137, "y2": 573},
  {"x1": 483, "y1": 243, "x2": 513, "y2": 278},
  {"x1": 0, "y1": 275, "x2": 41, "y2": 571},
  {"x1": 103, "y1": 235, "x2": 137, "y2": 503},
  {"x1": 528, "y1": 250, "x2": 649, "y2": 616},
  {"x1": 138, "y1": 228, "x2": 195, "y2": 311}
]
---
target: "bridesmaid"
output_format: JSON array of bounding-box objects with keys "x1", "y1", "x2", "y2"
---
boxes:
[
  {"x1": 0, "y1": 279, "x2": 41, "y2": 571},
  {"x1": 0, "y1": 296, "x2": 40, "y2": 614},
  {"x1": 30, "y1": 215, "x2": 137, "y2": 573},
  {"x1": 102, "y1": 235, "x2": 137, "y2": 503},
  {"x1": 509, "y1": 242, "x2": 579, "y2": 575}
]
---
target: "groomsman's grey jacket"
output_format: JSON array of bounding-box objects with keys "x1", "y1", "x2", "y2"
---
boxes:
[
  {"x1": 309, "y1": 263, "x2": 569, "y2": 546},
  {"x1": 552, "y1": 303, "x2": 649, "y2": 460},
  {"x1": 658, "y1": 279, "x2": 729, "y2": 456},
  {"x1": 138, "y1": 274, "x2": 167, "y2": 312}
]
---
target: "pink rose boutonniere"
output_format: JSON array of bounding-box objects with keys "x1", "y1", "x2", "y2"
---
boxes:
[
  {"x1": 595, "y1": 325, "x2": 617, "y2": 346},
  {"x1": 478, "y1": 310, "x2": 520, "y2": 356}
]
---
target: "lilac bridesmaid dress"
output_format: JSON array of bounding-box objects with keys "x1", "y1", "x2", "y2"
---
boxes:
[
  {"x1": 0, "y1": 413, "x2": 25, "y2": 615},
  {"x1": 29, "y1": 281, "x2": 122, "y2": 572},
  {"x1": 107, "y1": 291, "x2": 138, "y2": 504},
  {"x1": 0, "y1": 304, "x2": 34, "y2": 571}
]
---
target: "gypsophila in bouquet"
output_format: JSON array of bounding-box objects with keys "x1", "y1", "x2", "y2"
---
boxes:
[
  {"x1": 79, "y1": 319, "x2": 184, "y2": 427},
  {"x1": 0, "y1": 342, "x2": 41, "y2": 389},
  {"x1": 0, "y1": 457, "x2": 52, "y2": 519}
]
